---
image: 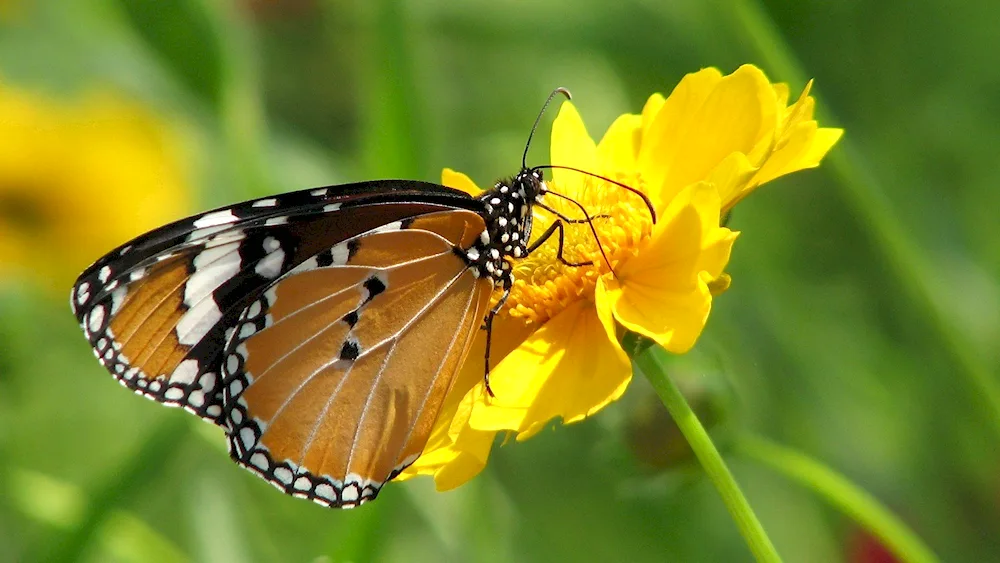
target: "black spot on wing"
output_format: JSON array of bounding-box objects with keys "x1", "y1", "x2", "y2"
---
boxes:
[
  {"x1": 339, "y1": 340, "x2": 360, "y2": 361},
  {"x1": 342, "y1": 310, "x2": 360, "y2": 328},
  {"x1": 346, "y1": 239, "x2": 361, "y2": 261},
  {"x1": 316, "y1": 248, "x2": 334, "y2": 267},
  {"x1": 362, "y1": 276, "x2": 386, "y2": 304}
]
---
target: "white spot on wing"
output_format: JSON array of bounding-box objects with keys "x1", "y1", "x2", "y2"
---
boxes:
[
  {"x1": 250, "y1": 452, "x2": 269, "y2": 471},
  {"x1": 274, "y1": 467, "x2": 293, "y2": 485},
  {"x1": 204, "y1": 230, "x2": 246, "y2": 249},
  {"x1": 193, "y1": 209, "x2": 239, "y2": 229},
  {"x1": 171, "y1": 359, "x2": 199, "y2": 385},
  {"x1": 331, "y1": 242, "x2": 350, "y2": 265},
  {"x1": 187, "y1": 225, "x2": 227, "y2": 242},
  {"x1": 252, "y1": 198, "x2": 277, "y2": 207},
  {"x1": 188, "y1": 390, "x2": 206, "y2": 407},
  {"x1": 315, "y1": 483, "x2": 336, "y2": 502},
  {"x1": 226, "y1": 354, "x2": 239, "y2": 375},
  {"x1": 264, "y1": 216, "x2": 288, "y2": 226},
  {"x1": 88, "y1": 305, "x2": 105, "y2": 334},
  {"x1": 341, "y1": 485, "x2": 359, "y2": 503},
  {"x1": 258, "y1": 249, "x2": 285, "y2": 284},
  {"x1": 372, "y1": 221, "x2": 402, "y2": 234},
  {"x1": 311, "y1": 188, "x2": 329, "y2": 197},
  {"x1": 98, "y1": 266, "x2": 111, "y2": 283},
  {"x1": 292, "y1": 257, "x2": 318, "y2": 273},
  {"x1": 176, "y1": 298, "x2": 223, "y2": 346},
  {"x1": 240, "y1": 427, "x2": 256, "y2": 450},
  {"x1": 247, "y1": 300, "x2": 262, "y2": 319},
  {"x1": 110, "y1": 287, "x2": 128, "y2": 315},
  {"x1": 185, "y1": 241, "x2": 242, "y2": 307},
  {"x1": 323, "y1": 203, "x2": 342, "y2": 212}
]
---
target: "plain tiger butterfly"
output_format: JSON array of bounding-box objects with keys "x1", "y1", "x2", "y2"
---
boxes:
[{"x1": 71, "y1": 89, "x2": 654, "y2": 508}]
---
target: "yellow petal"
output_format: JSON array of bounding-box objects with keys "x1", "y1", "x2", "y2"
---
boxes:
[
  {"x1": 640, "y1": 92, "x2": 666, "y2": 138},
  {"x1": 782, "y1": 80, "x2": 816, "y2": 130},
  {"x1": 637, "y1": 68, "x2": 723, "y2": 195},
  {"x1": 705, "y1": 152, "x2": 758, "y2": 211},
  {"x1": 468, "y1": 299, "x2": 632, "y2": 439},
  {"x1": 639, "y1": 66, "x2": 778, "y2": 213},
  {"x1": 396, "y1": 387, "x2": 497, "y2": 491},
  {"x1": 441, "y1": 168, "x2": 482, "y2": 196},
  {"x1": 800, "y1": 127, "x2": 843, "y2": 168},
  {"x1": 596, "y1": 113, "x2": 642, "y2": 173},
  {"x1": 549, "y1": 101, "x2": 597, "y2": 194},
  {"x1": 772, "y1": 82, "x2": 790, "y2": 108},
  {"x1": 604, "y1": 183, "x2": 737, "y2": 353},
  {"x1": 752, "y1": 121, "x2": 843, "y2": 187},
  {"x1": 399, "y1": 310, "x2": 535, "y2": 490}
]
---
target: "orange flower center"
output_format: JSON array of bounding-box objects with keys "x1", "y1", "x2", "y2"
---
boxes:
[{"x1": 500, "y1": 173, "x2": 654, "y2": 326}]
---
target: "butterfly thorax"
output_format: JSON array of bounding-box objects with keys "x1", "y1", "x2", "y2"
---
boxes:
[{"x1": 461, "y1": 168, "x2": 545, "y2": 288}]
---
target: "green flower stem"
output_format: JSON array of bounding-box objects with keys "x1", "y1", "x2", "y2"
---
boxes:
[
  {"x1": 723, "y1": 0, "x2": 1000, "y2": 439},
  {"x1": 634, "y1": 345, "x2": 782, "y2": 563},
  {"x1": 736, "y1": 434, "x2": 939, "y2": 563}
]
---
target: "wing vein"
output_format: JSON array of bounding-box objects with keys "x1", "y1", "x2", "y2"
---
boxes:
[
  {"x1": 263, "y1": 266, "x2": 467, "y2": 480},
  {"x1": 341, "y1": 268, "x2": 472, "y2": 476},
  {"x1": 383, "y1": 276, "x2": 482, "y2": 473},
  {"x1": 244, "y1": 250, "x2": 454, "y2": 389},
  {"x1": 259, "y1": 248, "x2": 453, "y2": 335}
]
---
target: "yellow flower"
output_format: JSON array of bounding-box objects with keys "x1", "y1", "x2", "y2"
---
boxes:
[
  {"x1": 0, "y1": 84, "x2": 191, "y2": 292},
  {"x1": 400, "y1": 64, "x2": 842, "y2": 491}
]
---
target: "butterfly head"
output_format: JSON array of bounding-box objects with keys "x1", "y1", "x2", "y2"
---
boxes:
[{"x1": 517, "y1": 167, "x2": 548, "y2": 203}]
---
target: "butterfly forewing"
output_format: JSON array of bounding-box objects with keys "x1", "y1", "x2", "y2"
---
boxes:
[
  {"x1": 222, "y1": 209, "x2": 493, "y2": 507},
  {"x1": 71, "y1": 181, "x2": 481, "y2": 425}
]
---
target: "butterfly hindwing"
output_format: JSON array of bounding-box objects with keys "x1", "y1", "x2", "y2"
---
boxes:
[{"x1": 222, "y1": 209, "x2": 493, "y2": 507}]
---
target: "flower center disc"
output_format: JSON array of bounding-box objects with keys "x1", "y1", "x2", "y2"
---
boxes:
[{"x1": 501, "y1": 175, "x2": 653, "y2": 327}]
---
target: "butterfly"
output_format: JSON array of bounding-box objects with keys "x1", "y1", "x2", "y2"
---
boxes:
[{"x1": 70, "y1": 89, "x2": 653, "y2": 508}]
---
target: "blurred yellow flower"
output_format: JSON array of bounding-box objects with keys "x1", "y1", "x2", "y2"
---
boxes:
[
  {"x1": 0, "y1": 0, "x2": 21, "y2": 21},
  {"x1": 0, "y1": 84, "x2": 190, "y2": 292},
  {"x1": 398, "y1": 64, "x2": 842, "y2": 491}
]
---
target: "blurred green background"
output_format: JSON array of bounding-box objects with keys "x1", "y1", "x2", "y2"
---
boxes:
[{"x1": 1, "y1": 0, "x2": 998, "y2": 561}]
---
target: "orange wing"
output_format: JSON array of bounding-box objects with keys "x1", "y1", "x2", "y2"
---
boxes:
[{"x1": 221, "y1": 209, "x2": 493, "y2": 507}]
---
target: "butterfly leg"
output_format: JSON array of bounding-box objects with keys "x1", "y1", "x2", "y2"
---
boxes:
[
  {"x1": 526, "y1": 220, "x2": 592, "y2": 267},
  {"x1": 535, "y1": 195, "x2": 619, "y2": 276},
  {"x1": 482, "y1": 276, "x2": 512, "y2": 398}
]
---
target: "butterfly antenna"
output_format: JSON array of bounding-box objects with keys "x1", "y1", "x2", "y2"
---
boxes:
[
  {"x1": 522, "y1": 87, "x2": 572, "y2": 170},
  {"x1": 532, "y1": 164, "x2": 657, "y2": 224},
  {"x1": 544, "y1": 190, "x2": 621, "y2": 277}
]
